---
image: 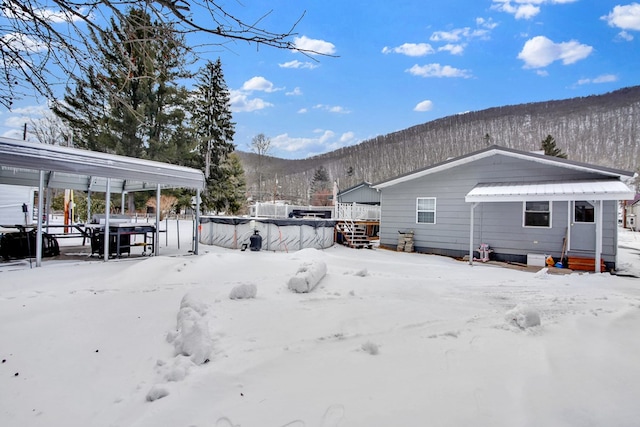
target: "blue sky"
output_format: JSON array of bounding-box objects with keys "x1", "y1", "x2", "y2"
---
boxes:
[{"x1": 2, "y1": 1, "x2": 640, "y2": 159}]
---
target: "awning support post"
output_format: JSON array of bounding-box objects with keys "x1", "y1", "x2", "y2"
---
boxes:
[
  {"x1": 469, "y1": 203, "x2": 477, "y2": 265},
  {"x1": 595, "y1": 200, "x2": 603, "y2": 273}
]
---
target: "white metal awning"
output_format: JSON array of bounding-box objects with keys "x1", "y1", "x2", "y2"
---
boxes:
[{"x1": 465, "y1": 180, "x2": 635, "y2": 203}]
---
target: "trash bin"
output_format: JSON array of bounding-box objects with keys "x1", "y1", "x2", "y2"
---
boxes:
[{"x1": 249, "y1": 230, "x2": 262, "y2": 251}]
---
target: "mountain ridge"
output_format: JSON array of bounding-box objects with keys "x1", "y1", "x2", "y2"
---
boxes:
[{"x1": 237, "y1": 86, "x2": 640, "y2": 203}]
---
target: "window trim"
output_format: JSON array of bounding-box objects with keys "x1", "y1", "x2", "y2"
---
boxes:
[
  {"x1": 522, "y1": 200, "x2": 552, "y2": 228},
  {"x1": 416, "y1": 197, "x2": 436, "y2": 224}
]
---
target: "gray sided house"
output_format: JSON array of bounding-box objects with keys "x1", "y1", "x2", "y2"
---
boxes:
[
  {"x1": 337, "y1": 181, "x2": 381, "y2": 205},
  {"x1": 373, "y1": 146, "x2": 635, "y2": 272}
]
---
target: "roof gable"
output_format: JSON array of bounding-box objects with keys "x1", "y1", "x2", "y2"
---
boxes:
[
  {"x1": 338, "y1": 181, "x2": 374, "y2": 196},
  {"x1": 373, "y1": 145, "x2": 635, "y2": 189}
]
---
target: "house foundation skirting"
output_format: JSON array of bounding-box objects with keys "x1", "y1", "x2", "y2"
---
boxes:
[{"x1": 378, "y1": 243, "x2": 616, "y2": 271}]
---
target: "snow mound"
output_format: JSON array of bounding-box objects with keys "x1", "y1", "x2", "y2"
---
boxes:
[
  {"x1": 229, "y1": 283, "x2": 257, "y2": 300},
  {"x1": 146, "y1": 385, "x2": 169, "y2": 402},
  {"x1": 361, "y1": 341, "x2": 379, "y2": 355},
  {"x1": 287, "y1": 260, "x2": 327, "y2": 293},
  {"x1": 167, "y1": 292, "x2": 214, "y2": 364},
  {"x1": 534, "y1": 267, "x2": 550, "y2": 279},
  {"x1": 505, "y1": 304, "x2": 541, "y2": 329}
]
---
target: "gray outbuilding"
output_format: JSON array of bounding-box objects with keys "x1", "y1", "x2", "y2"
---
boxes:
[{"x1": 373, "y1": 145, "x2": 635, "y2": 272}]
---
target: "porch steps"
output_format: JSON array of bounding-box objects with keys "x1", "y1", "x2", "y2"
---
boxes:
[
  {"x1": 336, "y1": 221, "x2": 372, "y2": 249},
  {"x1": 568, "y1": 256, "x2": 606, "y2": 271}
]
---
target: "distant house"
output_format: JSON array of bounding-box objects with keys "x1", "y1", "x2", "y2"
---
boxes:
[
  {"x1": 625, "y1": 194, "x2": 640, "y2": 230},
  {"x1": 373, "y1": 145, "x2": 635, "y2": 272},
  {"x1": 0, "y1": 184, "x2": 34, "y2": 226},
  {"x1": 336, "y1": 181, "x2": 380, "y2": 205}
]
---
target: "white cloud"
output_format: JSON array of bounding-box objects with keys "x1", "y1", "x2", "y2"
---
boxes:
[
  {"x1": 297, "y1": 108, "x2": 308, "y2": 114},
  {"x1": 293, "y1": 36, "x2": 336, "y2": 55},
  {"x1": 576, "y1": 74, "x2": 618, "y2": 85},
  {"x1": 340, "y1": 132, "x2": 355, "y2": 143},
  {"x1": 414, "y1": 100, "x2": 434, "y2": 112},
  {"x1": 381, "y1": 43, "x2": 434, "y2": 57},
  {"x1": 618, "y1": 30, "x2": 634, "y2": 41},
  {"x1": 3, "y1": 6, "x2": 86, "y2": 23},
  {"x1": 438, "y1": 44, "x2": 465, "y2": 55},
  {"x1": 491, "y1": 0, "x2": 577, "y2": 20},
  {"x1": 241, "y1": 76, "x2": 281, "y2": 93},
  {"x1": 430, "y1": 28, "x2": 469, "y2": 42},
  {"x1": 406, "y1": 63, "x2": 472, "y2": 78},
  {"x1": 286, "y1": 87, "x2": 303, "y2": 96},
  {"x1": 2, "y1": 32, "x2": 46, "y2": 54},
  {"x1": 428, "y1": 18, "x2": 496, "y2": 50},
  {"x1": 279, "y1": 60, "x2": 318, "y2": 69},
  {"x1": 269, "y1": 130, "x2": 357, "y2": 156},
  {"x1": 230, "y1": 90, "x2": 273, "y2": 113},
  {"x1": 517, "y1": 36, "x2": 592, "y2": 68},
  {"x1": 313, "y1": 104, "x2": 351, "y2": 114},
  {"x1": 602, "y1": 3, "x2": 640, "y2": 37}
]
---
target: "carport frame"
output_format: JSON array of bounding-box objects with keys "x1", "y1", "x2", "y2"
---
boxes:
[{"x1": 0, "y1": 137, "x2": 206, "y2": 266}]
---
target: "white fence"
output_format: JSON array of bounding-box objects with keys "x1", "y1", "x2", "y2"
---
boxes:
[{"x1": 335, "y1": 202, "x2": 380, "y2": 221}]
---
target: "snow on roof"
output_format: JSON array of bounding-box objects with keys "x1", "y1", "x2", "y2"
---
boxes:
[{"x1": 465, "y1": 180, "x2": 635, "y2": 203}]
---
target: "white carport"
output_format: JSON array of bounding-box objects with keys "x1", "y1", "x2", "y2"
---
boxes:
[
  {"x1": 0, "y1": 137, "x2": 206, "y2": 266},
  {"x1": 465, "y1": 179, "x2": 635, "y2": 272}
]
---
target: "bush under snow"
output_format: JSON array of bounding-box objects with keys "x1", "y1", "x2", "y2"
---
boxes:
[
  {"x1": 505, "y1": 304, "x2": 541, "y2": 329},
  {"x1": 287, "y1": 260, "x2": 327, "y2": 293}
]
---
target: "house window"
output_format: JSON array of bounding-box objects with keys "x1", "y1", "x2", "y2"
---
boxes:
[
  {"x1": 416, "y1": 197, "x2": 436, "y2": 224},
  {"x1": 574, "y1": 201, "x2": 595, "y2": 223},
  {"x1": 523, "y1": 201, "x2": 551, "y2": 227}
]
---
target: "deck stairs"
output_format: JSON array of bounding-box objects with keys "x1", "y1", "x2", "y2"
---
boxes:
[{"x1": 336, "y1": 220, "x2": 372, "y2": 249}]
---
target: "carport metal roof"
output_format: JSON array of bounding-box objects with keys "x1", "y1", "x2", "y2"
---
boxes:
[{"x1": 0, "y1": 137, "x2": 206, "y2": 192}]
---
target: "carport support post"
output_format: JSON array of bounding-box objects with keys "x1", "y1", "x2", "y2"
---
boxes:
[
  {"x1": 36, "y1": 170, "x2": 45, "y2": 267},
  {"x1": 87, "y1": 190, "x2": 91, "y2": 223},
  {"x1": 155, "y1": 185, "x2": 160, "y2": 256},
  {"x1": 104, "y1": 178, "x2": 111, "y2": 261},
  {"x1": 194, "y1": 188, "x2": 200, "y2": 255},
  {"x1": 469, "y1": 203, "x2": 478, "y2": 265}
]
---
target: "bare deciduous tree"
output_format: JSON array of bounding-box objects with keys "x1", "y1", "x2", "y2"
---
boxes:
[
  {"x1": 0, "y1": 1, "x2": 326, "y2": 109},
  {"x1": 29, "y1": 110, "x2": 73, "y2": 146}
]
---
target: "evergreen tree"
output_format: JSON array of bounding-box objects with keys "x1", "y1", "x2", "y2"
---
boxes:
[
  {"x1": 53, "y1": 8, "x2": 193, "y2": 161},
  {"x1": 540, "y1": 135, "x2": 568, "y2": 158},
  {"x1": 191, "y1": 58, "x2": 237, "y2": 212},
  {"x1": 310, "y1": 166, "x2": 330, "y2": 204}
]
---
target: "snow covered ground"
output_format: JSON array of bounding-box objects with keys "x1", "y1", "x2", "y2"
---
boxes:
[{"x1": 1, "y1": 223, "x2": 639, "y2": 427}]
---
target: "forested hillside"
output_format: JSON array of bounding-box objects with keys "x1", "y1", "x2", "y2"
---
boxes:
[{"x1": 238, "y1": 86, "x2": 640, "y2": 204}]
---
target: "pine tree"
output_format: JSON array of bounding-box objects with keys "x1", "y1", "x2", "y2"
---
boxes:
[
  {"x1": 191, "y1": 58, "x2": 237, "y2": 212},
  {"x1": 53, "y1": 8, "x2": 193, "y2": 161},
  {"x1": 310, "y1": 166, "x2": 330, "y2": 205},
  {"x1": 540, "y1": 135, "x2": 568, "y2": 158}
]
